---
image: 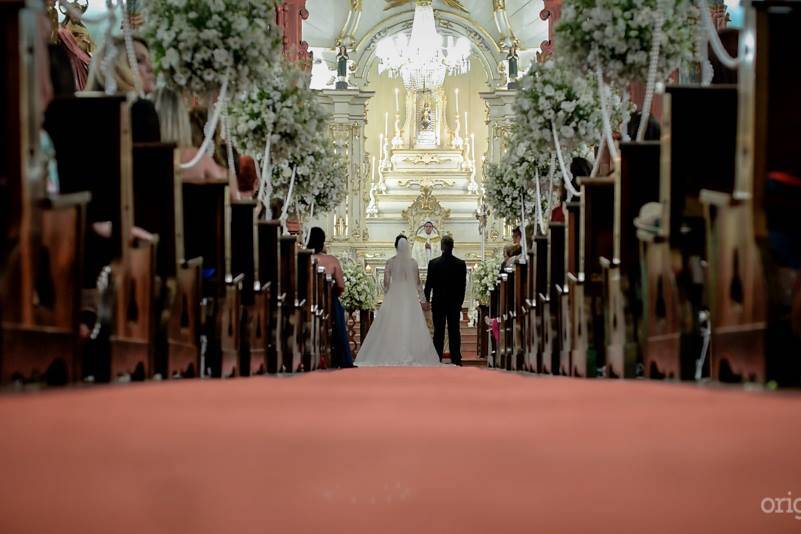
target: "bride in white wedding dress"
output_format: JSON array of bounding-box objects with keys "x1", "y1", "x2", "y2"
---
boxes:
[{"x1": 356, "y1": 236, "x2": 441, "y2": 366}]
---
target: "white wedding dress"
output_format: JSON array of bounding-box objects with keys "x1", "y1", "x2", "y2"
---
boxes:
[{"x1": 356, "y1": 238, "x2": 441, "y2": 366}]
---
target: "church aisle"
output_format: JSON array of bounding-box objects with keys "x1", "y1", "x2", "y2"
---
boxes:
[{"x1": 1, "y1": 368, "x2": 800, "y2": 533}]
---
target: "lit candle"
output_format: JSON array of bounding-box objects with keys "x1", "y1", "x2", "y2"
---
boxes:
[
  {"x1": 394, "y1": 88, "x2": 400, "y2": 113},
  {"x1": 464, "y1": 111, "x2": 469, "y2": 137},
  {"x1": 454, "y1": 88, "x2": 460, "y2": 114},
  {"x1": 384, "y1": 112, "x2": 389, "y2": 138}
]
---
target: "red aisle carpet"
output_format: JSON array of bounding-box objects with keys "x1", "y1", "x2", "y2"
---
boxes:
[{"x1": 1, "y1": 368, "x2": 801, "y2": 533}]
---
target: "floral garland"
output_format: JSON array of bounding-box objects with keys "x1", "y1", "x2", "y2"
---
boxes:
[
  {"x1": 143, "y1": 0, "x2": 282, "y2": 95},
  {"x1": 484, "y1": 134, "x2": 554, "y2": 225},
  {"x1": 340, "y1": 262, "x2": 378, "y2": 312},
  {"x1": 473, "y1": 257, "x2": 503, "y2": 306},
  {"x1": 556, "y1": 0, "x2": 698, "y2": 89}
]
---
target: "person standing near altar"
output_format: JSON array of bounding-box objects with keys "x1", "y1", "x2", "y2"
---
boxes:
[{"x1": 412, "y1": 220, "x2": 441, "y2": 268}]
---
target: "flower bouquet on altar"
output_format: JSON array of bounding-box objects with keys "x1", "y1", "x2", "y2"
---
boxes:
[
  {"x1": 340, "y1": 262, "x2": 378, "y2": 313},
  {"x1": 472, "y1": 257, "x2": 503, "y2": 306}
]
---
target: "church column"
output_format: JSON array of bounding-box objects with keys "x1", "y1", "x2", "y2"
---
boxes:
[
  {"x1": 479, "y1": 90, "x2": 517, "y2": 165},
  {"x1": 539, "y1": 0, "x2": 562, "y2": 59},
  {"x1": 479, "y1": 89, "x2": 518, "y2": 240},
  {"x1": 315, "y1": 89, "x2": 375, "y2": 242},
  {"x1": 276, "y1": 0, "x2": 310, "y2": 67}
]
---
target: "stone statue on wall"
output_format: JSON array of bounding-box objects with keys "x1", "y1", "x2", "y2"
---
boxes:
[{"x1": 420, "y1": 101, "x2": 433, "y2": 130}]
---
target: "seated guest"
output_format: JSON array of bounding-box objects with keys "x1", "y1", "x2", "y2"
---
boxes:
[
  {"x1": 153, "y1": 87, "x2": 226, "y2": 181},
  {"x1": 570, "y1": 156, "x2": 593, "y2": 179},
  {"x1": 501, "y1": 244, "x2": 522, "y2": 271},
  {"x1": 237, "y1": 155, "x2": 259, "y2": 198},
  {"x1": 627, "y1": 111, "x2": 661, "y2": 142},
  {"x1": 307, "y1": 227, "x2": 356, "y2": 368},
  {"x1": 84, "y1": 36, "x2": 160, "y2": 143},
  {"x1": 188, "y1": 107, "x2": 241, "y2": 198}
]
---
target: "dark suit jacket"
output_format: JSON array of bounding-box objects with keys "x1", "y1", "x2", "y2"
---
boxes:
[{"x1": 425, "y1": 253, "x2": 467, "y2": 311}]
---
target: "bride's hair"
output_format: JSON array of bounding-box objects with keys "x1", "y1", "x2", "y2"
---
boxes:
[{"x1": 394, "y1": 234, "x2": 408, "y2": 249}]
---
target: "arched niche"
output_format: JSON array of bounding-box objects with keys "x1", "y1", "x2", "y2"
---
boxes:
[{"x1": 348, "y1": 9, "x2": 503, "y2": 90}]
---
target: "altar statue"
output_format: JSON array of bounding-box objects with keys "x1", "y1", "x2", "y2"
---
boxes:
[
  {"x1": 412, "y1": 220, "x2": 441, "y2": 268},
  {"x1": 420, "y1": 101, "x2": 433, "y2": 131}
]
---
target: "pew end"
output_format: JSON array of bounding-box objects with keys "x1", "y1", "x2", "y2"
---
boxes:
[{"x1": 1, "y1": 192, "x2": 91, "y2": 385}]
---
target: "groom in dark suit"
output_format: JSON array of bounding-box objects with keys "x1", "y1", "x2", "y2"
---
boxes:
[{"x1": 424, "y1": 235, "x2": 467, "y2": 365}]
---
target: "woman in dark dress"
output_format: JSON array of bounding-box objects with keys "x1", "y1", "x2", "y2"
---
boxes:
[{"x1": 307, "y1": 227, "x2": 356, "y2": 368}]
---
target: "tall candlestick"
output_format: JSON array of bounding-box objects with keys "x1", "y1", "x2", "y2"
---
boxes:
[
  {"x1": 371, "y1": 155, "x2": 376, "y2": 184},
  {"x1": 464, "y1": 111, "x2": 469, "y2": 138},
  {"x1": 454, "y1": 88, "x2": 460, "y2": 114},
  {"x1": 394, "y1": 88, "x2": 400, "y2": 112},
  {"x1": 379, "y1": 133, "x2": 384, "y2": 162},
  {"x1": 471, "y1": 133, "x2": 476, "y2": 164},
  {"x1": 384, "y1": 112, "x2": 389, "y2": 138}
]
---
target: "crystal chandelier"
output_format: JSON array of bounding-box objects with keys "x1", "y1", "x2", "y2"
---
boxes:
[{"x1": 375, "y1": 0, "x2": 471, "y2": 92}]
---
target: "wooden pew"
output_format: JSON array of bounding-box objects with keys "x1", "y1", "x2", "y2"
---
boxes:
[
  {"x1": 229, "y1": 200, "x2": 270, "y2": 376},
  {"x1": 258, "y1": 220, "x2": 282, "y2": 373},
  {"x1": 534, "y1": 235, "x2": 551, "y2": 373},
  {"x1": 575, "y1": 176, "x2": 615, "y2": 377},
  {"x1": 704, "y1": 2, "x2": 801, "y2": 384},
  {"x1": 313, "y1": 265, "x2": 327, "y2": 369},
  {"x1": 279, "y1": 235, "x2": 300, "y2": 372},
  {"x1": 514, "y1": 259, "x2": 528, "y2": 371},
  {"x1": 497, "y1": 272, "x2": 508, "y2": 370},
  {"x1": 609, "y1": 142, "x2": 663, "y2": 378},
  {"x1": 182, "y1": 178, "x2": 228, "y2": 377},
  {"x1": 564, "y1": 200, "x2": 588, "y2": 377},
  {"x1": 132, "y1": 143, "x2": 202, "y2": 379},
  {"x1": 487, "y1": 285, "x2": 500, "y2": 367},
  {"x1": 45, "y1": 95, "x2": 158, "y2": 382},
  {"x1": 1, "y1": 2, "x2": 91, "y2": 385},
  {"x1": 548, "y1": 222, "x2": 566, "y2": 374},
  {"x1": 297, "y1": 248, "x2": 314, "y2": 372},
  {"x1": 603, "y1": 142, "x2": 663, "y2": 378},
  {"x1": 650, "y1": 85, "x2": 738, "y2": 380},
  {"x1": 1, "y1": 193, "x2": 90, "y2": 384},
  {"x1": 322, "y1": 271, "x2": 335, "y2": 369},
  {"x1": 524, "y1": 250, "x2": 538, "y2": 372}
]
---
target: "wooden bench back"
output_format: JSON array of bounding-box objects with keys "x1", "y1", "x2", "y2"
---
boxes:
[
  {"x1": 182, "y1": 179, "x2": 228, "y2": 297},
  {"x1": 45, "y1": 95, "x2": 132, "y2": 282},
  {"x1": 619, "y1": 142, "x2": 660, "y2": 270},
  {"x1": 662, "y1": 85, "x2": 738, "y2": 245},
  {"x1": 132, "y1": 142, "x2": 181, "y2": 278}
]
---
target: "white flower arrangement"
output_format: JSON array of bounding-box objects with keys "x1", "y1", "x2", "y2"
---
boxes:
[
  {"x1": 228, "y1": 63, "x2": 346, "y2": 217},
  {"x1": 289, "y1": 139, "x2": 348, "y2": 216},
  {"x1": 556, "y1": 0, "x2": 698, "y2": 89},
  {"x1": 516, "y1": 57, "x2": 623, "y2": 153},
  {"x1": 473, "y1": 257, "x2": 503, "y2": 306},
  {"x1": 515, "y1": 57, "x2": 631, "y2": 188},
  {"x1": 143, "y1": 0, "x2": 282, "y2": 95},
  {"x1": 340, "y1": 262, "x2": 378, "y2": 312},
  {"x1": 484, "y1": 134, "x2": 555, "y2": 225}
]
